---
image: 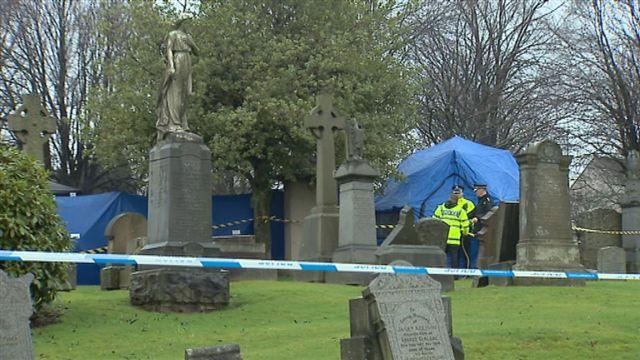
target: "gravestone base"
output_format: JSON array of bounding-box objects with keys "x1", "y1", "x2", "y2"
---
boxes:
[
  {"x1": 185, "y1": 344, "x2": 242, "y2": 360},
  {"x1": 376, "y1": 245, "x2": 453, "y2": 292},
  {"x1": 513, "y1": 242, "x2": 586, "y2": 286},
  {"x1": 139, "y1": 241, "x2": 220, "y2": 258},
  {"x1": 487, "y1": 261, "x2": 515, "y2": 287},
  {"x1": 293, "y1": 207, "x2": 339, "y2": 283},
  {"x1": 325, "y1": 245, "x2": 378, "y2": 285},
  {"x1": 130, "y1": 268, "x2": 229, "y2": 312},
  {"x1": 101, "y1": 266, "x2": 134, "y2": 290}
]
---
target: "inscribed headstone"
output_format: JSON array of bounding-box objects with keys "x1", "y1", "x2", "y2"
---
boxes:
[
  {"x1": 366, "y1": 274, "x2": 454, "y2": 359},
  {"x1": 0, "y1": 271, "x2": 35, "y2": 360}
]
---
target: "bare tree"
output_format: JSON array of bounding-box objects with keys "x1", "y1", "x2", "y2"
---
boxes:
[
  {"x1": 0, "y1": 0, "x2": 136, "y2": 193},
  {"x1": 408, "y1": 0, "x2": 564, "y2": 150}
]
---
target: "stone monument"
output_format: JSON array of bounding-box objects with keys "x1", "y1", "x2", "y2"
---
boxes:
[
  {"x1": 621, "y1": 151, "x2": 640, "y2": 273},
  {"x1": 7, "y1": 93, "x2": 56, "y2": 164},
  {"x1": 327, "y1": 120, "x2": 380, "y2": 285},
  {"x1": 513, "y1": 140, "x2": 586, "y2": 286},
  {"x1": 130, "y1": 26, "x2": 228, "y2": 312},
  {"x1": 340, "y1": 267, "x2": 463, "y2": 360},
  {"x1": 376, "y1": 213, "x2": 453, "y2": 292},
  {"x1": 0, "y1": 270, "x2": 35, "y2": 360},
  {"x1": 295, "y1": 94, "x2": 345, "y2": 282},
  {"x1": 575, "y1": 208, "x2": 621, "y2": 270},
  {"x1": 101, "y1": 212, "x2": 148, "y2": 290}
]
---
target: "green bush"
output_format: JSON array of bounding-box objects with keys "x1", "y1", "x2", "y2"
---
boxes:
[{"x1": 0, "y1": 145, "x2": 71, "y2": 311}]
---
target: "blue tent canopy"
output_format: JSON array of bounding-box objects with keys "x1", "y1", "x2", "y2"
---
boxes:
[
  {"x1": 375, "y1": 136, "x2": 519, "y2": 217},
  {"x1": 55, "y1": 191, "x2": 285, "y2": 285}
]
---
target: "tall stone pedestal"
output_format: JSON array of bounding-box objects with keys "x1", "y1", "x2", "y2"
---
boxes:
[
  {"x1": 326, "y1": 160, "x2": 379, "y2": 285},
  {"x1": 141, "y1": 132, "x2": 220, "y2": 257},
  {"x1": 513, "y1": 140, "x2": 585, "y2": 286},
  {"x1": 130, "y1": 133, "x2": 227, "y2": 311}
]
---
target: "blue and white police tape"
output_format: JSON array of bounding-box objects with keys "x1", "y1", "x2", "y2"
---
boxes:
[{"x1": 0, "y1": 250, "x2": 638, "y2": 281}]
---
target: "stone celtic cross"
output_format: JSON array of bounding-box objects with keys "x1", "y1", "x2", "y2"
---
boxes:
[
  {"x1": 7, "y1": 94, "x2": 56, "y2": 164},
  {"x1": 305, "y1": 94, "x2": 346, "y2": 207}
]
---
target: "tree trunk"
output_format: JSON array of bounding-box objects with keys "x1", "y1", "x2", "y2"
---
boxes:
[{"x1": 251, "y1": 174, "x2": 272, "y2": 259}]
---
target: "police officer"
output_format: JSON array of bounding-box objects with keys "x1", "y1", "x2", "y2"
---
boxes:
[
  {"x1": 467, "y1": 183, "x2": 493, "y2": 268},
  {"x1": 451, "y1": 185, "x2": 475, "y2": 268},
  {"x1": 434, "y1": 188, "x2": 471, "y2": 271}
]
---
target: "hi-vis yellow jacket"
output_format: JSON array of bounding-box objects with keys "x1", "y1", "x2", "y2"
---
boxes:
[{"x1": 434, "y1": 202, "x2": 470, "y2": 246}]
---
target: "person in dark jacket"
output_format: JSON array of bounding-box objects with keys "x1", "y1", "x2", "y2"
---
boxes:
[{"x1": 465, "y1": 183, "x2": 493, "y2": 268}]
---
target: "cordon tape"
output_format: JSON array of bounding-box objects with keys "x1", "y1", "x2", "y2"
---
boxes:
[{"x1": 0, "y1": 250, "x2": 638, "y2": 281}]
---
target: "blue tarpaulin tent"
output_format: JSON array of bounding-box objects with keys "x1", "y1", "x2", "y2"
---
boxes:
[
  {"x1": 375, "y1": 136, "x2": 519, "y2": 217},
  {"x1": 55, "y1": 191, "x2": 285, "y2": 285}
]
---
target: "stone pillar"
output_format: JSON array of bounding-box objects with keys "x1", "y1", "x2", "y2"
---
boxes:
[
  {"x1": 513, "y1": 140, "x2": 586, "y2": 286},
  {"x1": 295, "y1": 95, "x2": 345, "y2": 282},
  {"x1": 326, "y1": 159, "x2": 379, "y2": 285},
  {"x1": 130, "y1": 132, "x2": 228, "y2": 312},
  {"x1": 142, "y1": 132, "x2": 219, "y2": 257},
  {"x1": 621, "y1": 151, "x2": 640, "y2": 273}
]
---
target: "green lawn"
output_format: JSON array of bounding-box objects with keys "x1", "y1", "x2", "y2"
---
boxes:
[{"x1": 34, "y1": 280, "x2": 640, "y2": 359}]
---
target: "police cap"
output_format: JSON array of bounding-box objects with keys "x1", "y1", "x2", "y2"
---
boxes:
[{"x1": 451, "y1": 185, "x2": 463, "y2": 194}]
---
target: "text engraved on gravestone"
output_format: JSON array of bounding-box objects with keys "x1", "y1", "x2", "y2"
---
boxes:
[
  {"x1": 352, "y1": 190, "x2": 375, "y2": 223},
  {"x1": 531, "y1": 164, "x2": 570, "y2": 239},
  {"x1": 369, "y1": 274, "x2": 453, "y2": 360},
  {"x1": 0, "y1": 271, "x2": 35, "y2": 360}
]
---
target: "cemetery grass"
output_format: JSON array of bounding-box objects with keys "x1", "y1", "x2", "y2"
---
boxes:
[{"x1": 33, "y1": 280, "x2": 640, "y2": 359}]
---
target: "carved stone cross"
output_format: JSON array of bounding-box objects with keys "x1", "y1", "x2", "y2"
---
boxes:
[
  {"x1": 7, "y1": 94, "x2": 56, "y2": 164},
  {"x1": 304, "y1": 94, "x2": 345, "y2": 207}
]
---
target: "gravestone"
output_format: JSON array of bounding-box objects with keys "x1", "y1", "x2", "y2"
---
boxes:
[
  {"x1": 185, "y1": 344, "x2": 242, "y2": 360},
  {"x1": 0, "y1": 271, "x2": 35, "y2": 360},
  {"x1": 575, "y1": 208, "x2": 621, "y2": 270},
  {"x1": 213, "y1": 235, "x2": 276, "y2": 281},
  {"x1": 327, "y1": 120, "x2": 380, "y2": 285},
  {"x1": 130, "y1": 28, "x2": 227, "y2": 312},
  {"x1": 295, "y1": 94, "x2": 345, "y2": 282},
  {"x1": 597, "y1": 247, "x2": 626, "y2": 274},
  {"x1": 621, "y1": 151, "x2": 640, "y2": 273},
  {"x1": 377, "y1": 217, "x2": 453, "y2": 292},
  {"x1": 102, "y1": 213, "x2": 148, "y2": 290},
  {"x1": 7, "y1": 94, "x2": 56, "y2": 164},
  {"x1": 340, "y1": 269, "x2": 463, "y2": 360},
  {"x1": 513, "y1": 140, "x2": 585, "y2": 286}
]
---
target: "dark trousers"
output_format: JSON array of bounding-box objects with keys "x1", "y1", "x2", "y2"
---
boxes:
[{"x1": 446, "y1": 244, "x2": 460, "y2": 269}]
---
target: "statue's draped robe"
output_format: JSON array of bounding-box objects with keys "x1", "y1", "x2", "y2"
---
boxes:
[{"x1": 156, "y1": 30, "x2": 194, "y2": 138}]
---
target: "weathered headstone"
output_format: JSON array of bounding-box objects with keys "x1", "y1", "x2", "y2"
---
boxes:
[
  {"x1": 513, "y1": 140, "x2": 586, "y2": 286},
  {"x1": 340, "y1": 270, "x2": 462, "y2": 360},
  {"x1": 597, "y1": 246, "x2": 626, "y2": 274},
  {"x1": 185, "y1": 344, "x2": 242, "y2": 360},
  {"x1": 621, "y1": 151, "x2": 640, "y2": 273},
  {"x1": 327, "y1": 120, "x2": 380, "y2": 285},
  {"x1": 575, "y1": 208, "x2": 621, "y2": 270},
  {"x1": 376, "y1": 216, "x2": 453, "y2": 292},
  {"x1": 295, "y1": 94, "x2": 345, "y2": 282},
  {"x1": 102, "y1": 213, "x2": 148, "y2": 290},
  {"x1": 213, "y1": 235, "x2": 277, "y2": 281},
  {"x1": 0, "y1": 271, "x2": 35, "y2": 360},
  {"x1": 378, "y1": 206, "x2": 419, "y2": 247},
  {"x1": 7, "y1": 94, "x2": 56, "y2": 164},
  {"x1": 130, "y1": 28, "x2": 227, "y2": 312}
]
